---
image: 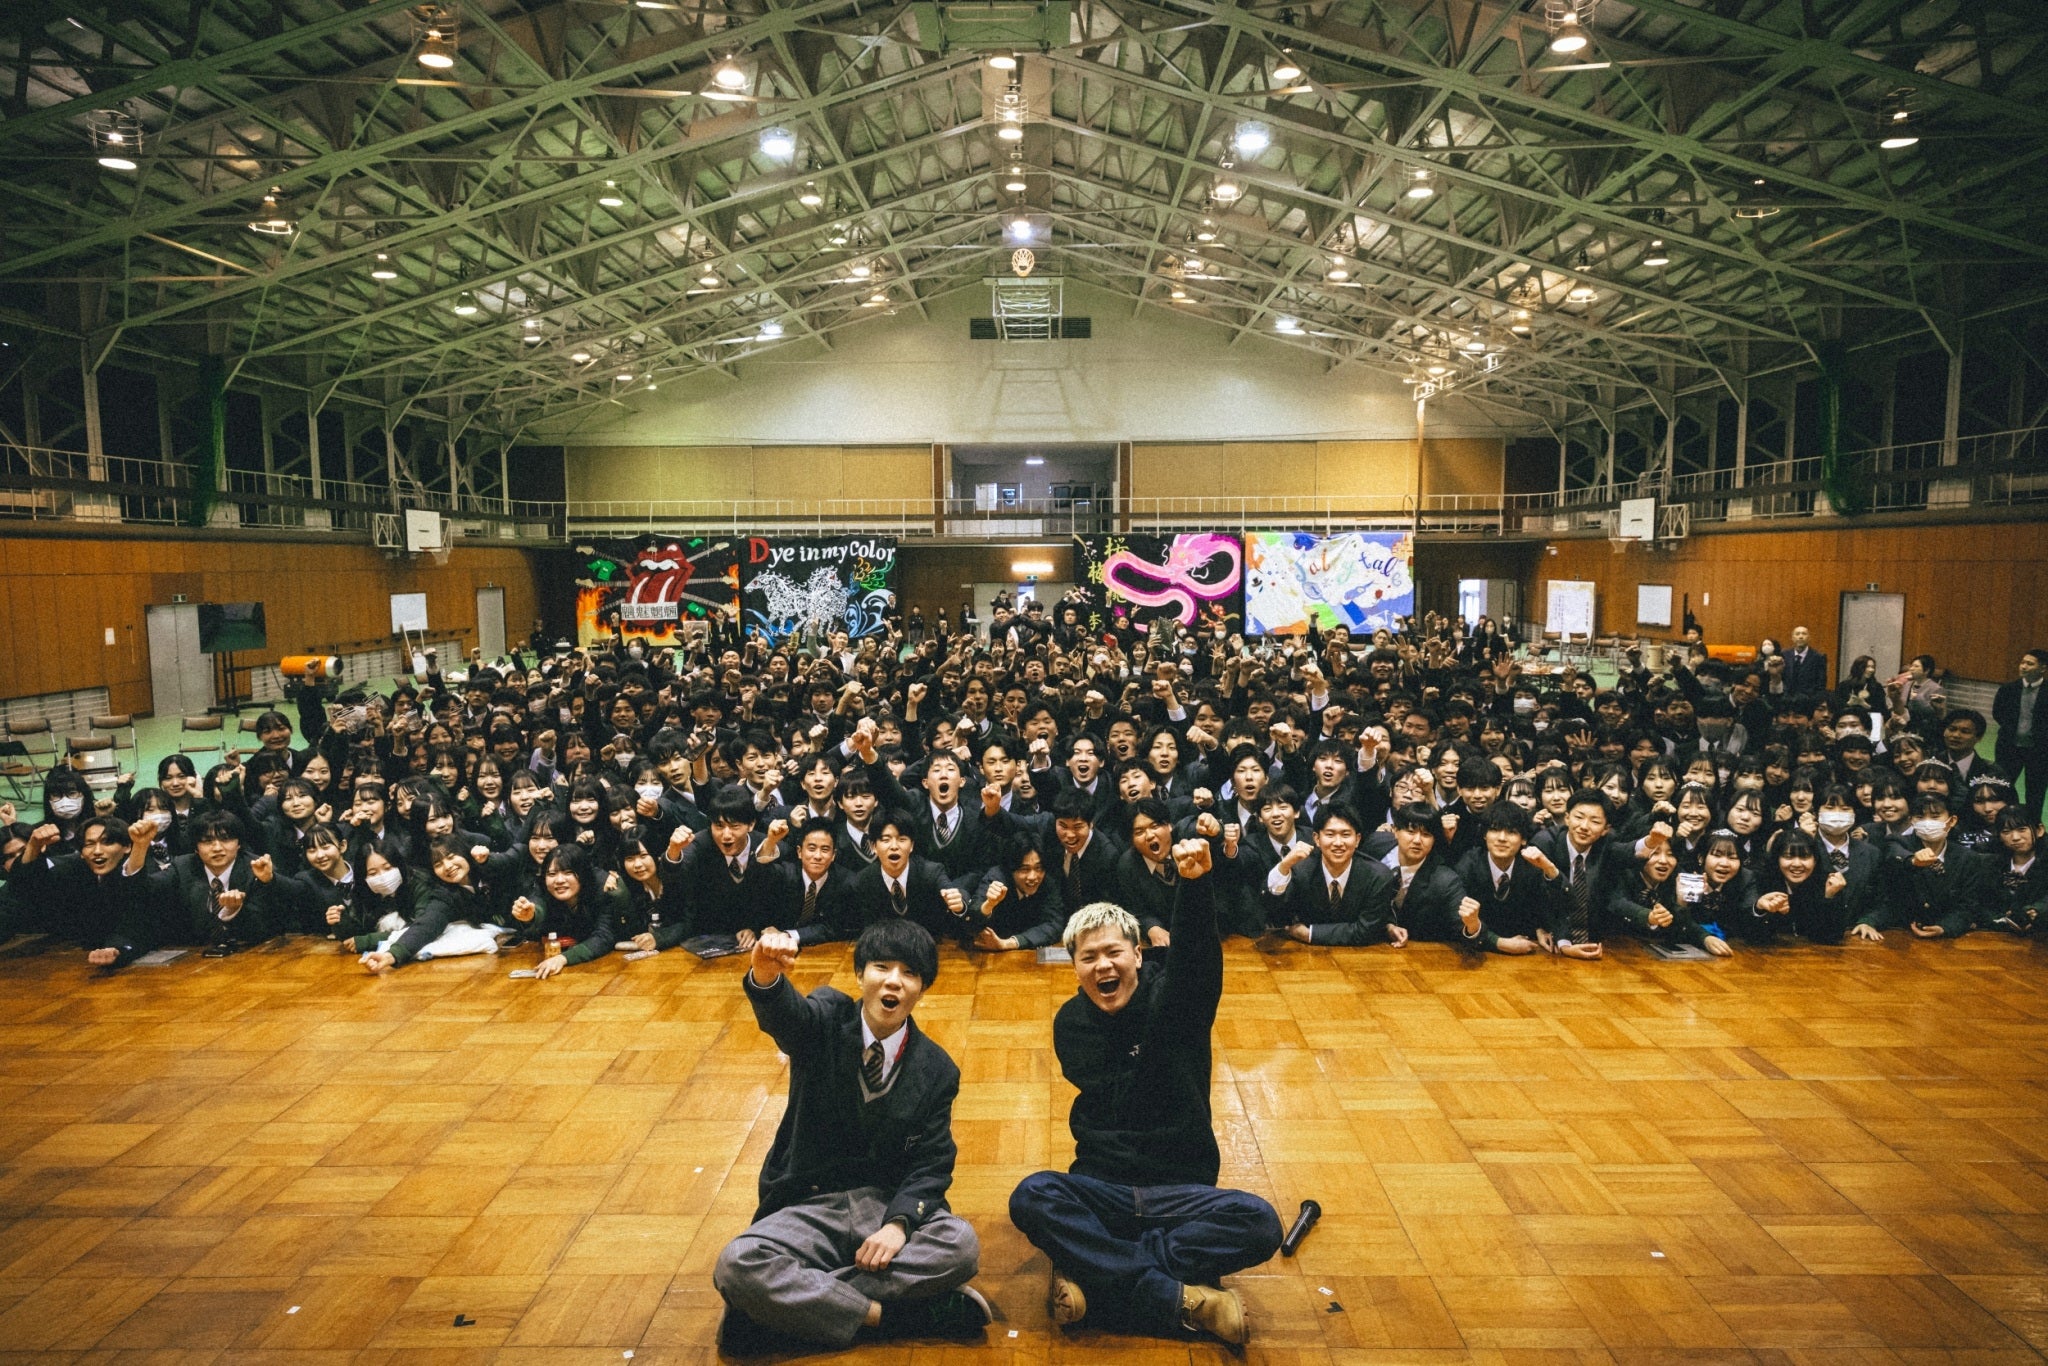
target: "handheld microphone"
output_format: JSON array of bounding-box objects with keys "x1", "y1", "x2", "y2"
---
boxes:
[{"x1": 1280, "y1": 1198, "x2": 1321, "y2": 1257}]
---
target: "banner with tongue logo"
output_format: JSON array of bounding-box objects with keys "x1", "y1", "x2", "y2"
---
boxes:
[{"x1": 573, "y1": 535, "x2": 741, "y2": 644}]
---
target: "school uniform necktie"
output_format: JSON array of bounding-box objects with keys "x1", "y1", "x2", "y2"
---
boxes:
[
  {"x1": 936, "y1": 811, "x2": 956, "y2": 847},
  {"x1": 210, "y1": 876, "x2": 228, "y2": 917},
  {"x1": 1830, "y1": 849, "x2": 1849, "y2": 874},
  {"x1": 801, "y1": 880, "x2": 820, "y2": 925},
  {"x1": 1567, "y1": 853, "x2": 1592, "y2": 941},
  {"x1": 727, "y1": 856, "x2": 743, "y2": 883},
  {"x1": 861, "y1": 1041, "x2": 886, "y2": 1091},
  {"x1": 1328, "y1": 878, "x2": 1342, "y2": 911},
  {"x1": 890, "y1": 880, "x2": 908, "y2": 917}
]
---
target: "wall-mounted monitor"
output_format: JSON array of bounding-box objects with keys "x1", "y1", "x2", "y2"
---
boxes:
[{"x1": 197, "y1": 601, "x2": 267, "y2": 654}]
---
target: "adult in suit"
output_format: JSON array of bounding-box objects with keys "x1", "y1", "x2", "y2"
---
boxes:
[
  {"x1": 13, "y1": 815, "x2": 159, "y2": 965},
  {"x1": 1781, "y1": 625, "x2": 1829, "y2": 695},
  {"x1": 714, "y1": 921, "x2": 991, "y2": 1351},
  {"x1": 847, "y1": 810, "x2": 973, "y2": 944},
  {"x1": 1993, "y1": 648, "x2": 2048, "y2": 818},
  {"x1": 1266, "y1": 803, "x2": 1401, "y2": 946},
  {"x1": 1008, "y1": 838, "x2": 1282, "y2": 1345}
]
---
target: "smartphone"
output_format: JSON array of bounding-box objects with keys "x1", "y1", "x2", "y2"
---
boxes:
[{"x1": 507, "y1": 968, "x2": 539, "y2": 979}]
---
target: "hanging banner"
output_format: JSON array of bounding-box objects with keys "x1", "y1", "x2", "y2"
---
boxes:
[
  {"x1": 1243, "y1": 530, "x2": 1414, "y2": 636},
  {"x1": 573, "y1": 535, "x2": 741, "y2": 644},
  {"x1": 742, "y1": 536, "x2": 898, "y2": 642},
  {"x1": 1075, "y1": 533, "x2": 1244, "y2": 634}
]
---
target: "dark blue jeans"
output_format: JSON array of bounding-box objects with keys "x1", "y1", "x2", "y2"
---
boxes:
[{"x1": 1009, "y1": 1170, "x2": 1283, "y2": 1333}]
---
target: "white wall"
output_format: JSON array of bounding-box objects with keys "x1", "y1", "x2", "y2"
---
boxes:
[{"x1": 534, "y1": 281, "x2": 1514, "y2": 447}]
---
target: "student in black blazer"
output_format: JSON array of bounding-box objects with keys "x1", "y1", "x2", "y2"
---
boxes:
[
  {"x1": 714, "y1": 921, "x2": 991, "y2": 1350},
  {"x1": 1741, "y1": 830, "x2": 1853, "y2": 944},
  {"x1": 995, "y1": 787, "x2": 1126, "y2": 918},
  {"x1": 1982, "y1": 807, "x2": 2047, "y2": 934},
  {"x1": 968, "y1": 835, "x2": 1067, "y2": 952},
  {"x1": 1810, "y1": 785, "x2": 1886, "y2": 926},
  {"x1": 1532, "y1": 790, "x2": 1651, "y2": 946},
  {"x1": 133, "y1": 809, "x2": 280, "y2": 957},
  {"x1": 765, "y1": 823, "x2": 863, "y2": 946},
  {"x1": 657, "y1": 787, "x2": 791, "y2": 948},
  {"x1": 1110, "y1": 798, "x2": 1188, "y2": 946},
  {"x1": 1606, "y1": 840, "x2": 1733, "y2": 954},
  {"x1": 15, "y1": 815, "x2": 158, "y2": 966},
  {"x1": 1453, "y1": 801, "x2": 1571, "y2": 956},
  {"x1": 1266, "y1": 803, "x2": 1402, "y2": 946},
  {"x1": 1854, "y1": 794, "x2": 1990, "y2": 941},
  {"x1": 850, "y1": 734, "x2": 997, "y2": 882},
  {"x1": 848, "y1": 810, "x2": 973, "y2": 944},
  {"x1": 1359, "y1": 804, "x2": 1469, "y2": 943}
]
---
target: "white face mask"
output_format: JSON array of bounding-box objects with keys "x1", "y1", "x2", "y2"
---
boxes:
[
  {"x1": 635, "y1": 783, "x2": 664, "y2": 803},
  {"x1": 1817, "y1": 810, "x2": 1857, "y2": 835},
  {"x1": 49, "y1": 795, "x2": 83, "y2": 818},
  {"x1": 1912, "y1": 818, "x2": 1950, "y2": 843},
  {"x1": 1512, "y1": 697, "x2": 1536, "y2": 715},
  {"x1": 367, "y1": 868, "x2": 403, "y2": 896},
  {"x1": 146, "y1": 810, "x2": 173, "y2": 833}
]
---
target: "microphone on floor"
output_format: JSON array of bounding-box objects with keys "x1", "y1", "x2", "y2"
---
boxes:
[{"x1": 1281, "y1": 1198, "x2": 1321, "y2": 1257}]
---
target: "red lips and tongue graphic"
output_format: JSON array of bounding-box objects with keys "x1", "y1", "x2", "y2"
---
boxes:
[{"x1": 628, "y1": 542, "x2": 694, "y2": 609}]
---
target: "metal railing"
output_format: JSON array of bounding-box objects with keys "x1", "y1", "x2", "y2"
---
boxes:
[{"x1": 2, "y1": 426, "x2": 2042, "y2": 545}]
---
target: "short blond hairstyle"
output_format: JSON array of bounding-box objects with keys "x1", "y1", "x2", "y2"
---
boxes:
[{"x1": 1063, "y1": 901, "x2": 1140, "y2": 954}]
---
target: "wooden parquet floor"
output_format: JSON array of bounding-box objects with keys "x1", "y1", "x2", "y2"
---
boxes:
[{"x1": 2, "y1": 932, "x2": 2047, "y2": 1366}]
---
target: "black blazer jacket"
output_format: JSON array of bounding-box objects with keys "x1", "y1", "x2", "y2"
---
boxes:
[{"x1": 742, "y1": 974, "x2": 960, "y2": 1232}]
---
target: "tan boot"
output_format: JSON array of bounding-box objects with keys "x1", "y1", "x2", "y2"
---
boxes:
[
  {"x1": 1049, "y1": 1270, "x2": 1087, "y2": 1325},
  {"x1": 1180, "y1": 1284, "x2": 1249, "y2": 1345}
]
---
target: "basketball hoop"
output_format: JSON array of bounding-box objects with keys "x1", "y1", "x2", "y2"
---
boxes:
[{"x1": 1608, "y1": 536, "x2": 1633, "y2": 555}]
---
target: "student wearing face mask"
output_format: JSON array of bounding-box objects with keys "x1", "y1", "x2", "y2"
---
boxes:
[
  {"x1": 38, "y1": 771, "x2": 94, "y2": 858},
  {"x1": 354, "y1": 837, "x2": 489, "y2": 973},
  {"x1": 1853, "y1": 794, "x2": 1988, "y2": 941},
  {"x1": 127, "y1": 789, "x2": 179, "y2": 872}
]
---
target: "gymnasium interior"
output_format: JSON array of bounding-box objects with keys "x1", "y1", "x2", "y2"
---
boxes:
[{"x1": 2, "y1": 0, "x2": 2047, "y2": 1359}]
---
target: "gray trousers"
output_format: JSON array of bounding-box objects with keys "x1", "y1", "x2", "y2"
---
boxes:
[{"x1": 713, "y1": 1186, "x2": 980, "y2": 1347}]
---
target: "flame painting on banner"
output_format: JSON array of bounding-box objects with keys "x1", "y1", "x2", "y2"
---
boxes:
[
  {"x1": 574, "y1": 536, "x2": 740, "y2": 644},
  {"x1": 1074, "y1": 534, "x2": 1244, "y2": 633},
  {"x1": 1243, "y1": 530, "x2": 1414, "y2": 636}
]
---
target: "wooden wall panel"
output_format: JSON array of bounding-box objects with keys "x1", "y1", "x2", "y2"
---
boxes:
[
  {"x1": 0, "y1": 533, "x2": 542, "y2": 716},
  {"x1": 1131, "y1": 439, "x2": 1502, "y2": 506},
  {"x1": 1532, "y1": 519, "x2": 2048, "y2": 684},
  {"x1": 567, "y1": 444, "x2": 933, "y2": 507}
]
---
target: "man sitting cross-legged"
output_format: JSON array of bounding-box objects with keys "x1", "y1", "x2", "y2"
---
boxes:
[
  {"x1": 1009, "y1": 836, "x2": 1284, "y2": 1345},
  {"x1": 713, "y1": 919, "x2": 992, "y2": 1354}
]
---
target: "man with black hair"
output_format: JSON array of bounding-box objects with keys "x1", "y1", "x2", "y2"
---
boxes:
[
  {"x1": 1110, "y1": 798, "x2": 1184, "y2": 947},
  {"x1": 1532, "y1": 789, "x2": 1643, "y2": 949},
  {"x1": 1453, "y1": 801, "x2": 1567, "y2": 956},
  {"x1": 660, "y1": 787, "x2": 788, "y2": 947},
  {"x1": 12, "y1": 815, "x2": 158, "y2": 965},
  {"x1": 1361, "y1": 803, "x2": 1470, "y2": 942},
  {"x1": 765, "y1": 823, "x2": 862, "y2": 946},
  {"x1": 848, "y1": 810, "x2": 972, "y2": 942},
  {"x1": 131, "y1": 810, "x2": 279, "y2": 958},
  {"x1": 1267, "y1": 803, "x2": 1401, "y2": 945},
  {"x1": 1009, "y1": 836, "x2": 1281, "y2": 1345},
  {"x1": 715, "y1": 920, "x2": 991, "y2": 1351}
]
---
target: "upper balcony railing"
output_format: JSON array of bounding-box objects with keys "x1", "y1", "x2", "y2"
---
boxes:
[{"x1": 0, "y1": 426, "x2": 2041, "y2": 544}]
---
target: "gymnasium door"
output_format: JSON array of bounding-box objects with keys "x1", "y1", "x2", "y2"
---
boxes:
[
  {"x1": 476, "y1": 586, "x2": 506, "y2": 662},
  {"x1": 145, "y1": 603, "x2": 211, "y2": 716},
  {"x1": 1839, "y1": 592, "x2": 1904, "y2": 681}
]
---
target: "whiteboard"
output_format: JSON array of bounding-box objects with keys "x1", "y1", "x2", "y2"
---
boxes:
[
  {"x1": 1546, "y1": 580, "x2": 1597, "y2": 639},
  {"x1": 1636, "y1": 583, "x2": 1674, "y2": 627},
  {"x1": 390, "y1": 592, "x2": 429, "y2": 633}
]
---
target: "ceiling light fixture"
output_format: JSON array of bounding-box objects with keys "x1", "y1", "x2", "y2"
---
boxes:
[
  {"x1": 1510, "y1": 309, "x2": 1533, "y2": 335},
  {"x1": 570, "y1": 348, "x2": 592, "y2": 363},
  {"x1": 711, "y1": 56, "x2": 748, "y2": 90},
  {"x1": 1464, "y1": 335, "x2": 1488, "y2": 353},
  {"x1": 1212, "y1": 160, "x2": 1243, "y2": 203},
  {"x1": 1567, "y1": 277, "x2": 1596, "y2": 302},
  {"x1": 1195, "y1": 219, "x2": 1218, "y2": 242},
  {"x1": 1405, "y1": 166, "x2": 1435, "y2": 199},
  {"x1": 1003, "y1": 163, "x2": 1028, "y2": 192},
  {"x1": 1734, "y1": 175, "x2": 1780, "y2": 218},
  {"x1": 246, "y1": 186, "x2": 295, "y2": 235},
  {"x1": 1183, "y1": 255, "x2": 1204, "y2": 272},
  {"x1": 1233, "y1": 121, "x2": 1271, "y2": 157},
  {"x1": 698, "y1": 268, "x2": 720, "y2": 287},
  {"x1": 414, "y1": 4, "x2": 459, "y2": 69},
  {"x1": 370, "y1": 253, "x2": 398, "y2": 280},
  {"x1": 1270, "y1": 49, "x2": 1302, "y2": 83},
  {"x1": 1006, "y1": 214, "x2": 1034, "y2": 241},
  {"x1": 1879, "y1": 89, "x2": 1918, "y2": 149},
  {"x1": 1426, "y1": 359, "x2": 1448, "y2": 375},
  {"x1": 451, "y1": 290, "x2": 479, "y2": 316},
  {"x1": 995, "y1": 75, "x2": 1028, "y2": 142},
  {"x1": 1643, "y1": 237, "x2": 1670, "y2": 266},
  {"x1": 521, "y1": 318, "x2": 543, "y2": 343},
  {"x1": 1544, "y1": 0, "x2": 1593, "y2": 54},
  {"x1": 864, "y1": 290, "x2": 888, "y2": 306},
  {"x1": 987, "y1": 52, "x2": 1018, "y2": 71},
  {"x1": 1326, "y1": 258, "x2": 1351, "y2": 281},
  {"x1": 1171, "y1": 286, "x2": 1188, "y2": 300},
  {"x1": 1275, "y1": 315, "x2": 1303, "y2": 334},
  {"x1": 799, "y1": 181, "x2": 824, "y2": 207},
  {"x1": 759, "y1": 126, "x2": 796, "y2": 159},
  {"x1": 597, "y1": 179, "x2": 625, "y2": 208},
  {"x1": 850, "y1": 261, "x2": 873, "y2": 278},
  {"x1": 760, "y1": 319, "x2": 784, "y2": 338},
  {"x1": 1023, "y1": 457, "x2": 1045, "y2": 467},
  {"x1": 88, "y1": 110, "x2": 141, "y2": 170}
]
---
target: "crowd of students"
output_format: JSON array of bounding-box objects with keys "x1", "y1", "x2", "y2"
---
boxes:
[
  {"x1": 3, "y1": 604, "x2": 2044, "y2": 1350},
  {"x1": 1, "y1": 608, "x2": 2040, "y2": 970}
]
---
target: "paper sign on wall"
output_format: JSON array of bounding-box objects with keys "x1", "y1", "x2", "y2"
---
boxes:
[{"x1": 1545, "y1": 580, "x2": 1597, "y2": 638}]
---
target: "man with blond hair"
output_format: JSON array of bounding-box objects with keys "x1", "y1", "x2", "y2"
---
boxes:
[{"x1": 1008, "y1": 837, "x2": 1282, "y2": 1345}]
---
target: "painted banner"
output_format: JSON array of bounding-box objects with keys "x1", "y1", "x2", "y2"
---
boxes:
[
  {"x1": 1244, "y1": 530, "x2": 1414, "y2": 635},
  {"x1": 742, "y1": 536, "x2": 898, "y2": 641},
  {"x1": 1075, "y1": 533, "x2": 1244, "y2": 633},
  {"x1": 574, "y1": 535, "x2": 741, "y2": 644}
]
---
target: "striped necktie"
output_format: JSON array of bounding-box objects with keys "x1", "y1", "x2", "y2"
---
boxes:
[{"x1": 861, "y1": 1041, "x2": 885, "y2": 1091}]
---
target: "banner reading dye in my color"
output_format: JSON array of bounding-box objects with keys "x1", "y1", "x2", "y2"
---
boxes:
[
  {"x1": 1244, "y1": 530, "x2": 1414, "y2": 636},
  {"x1": 742, "y1": 536, "x2": 898, "y2": 642},
  {"x1": 1075, "y1": 533, "x2": 1244, "y2": 633},
  {"x1": 575, "y1": 535, "x2": 741, "y2": 644}
]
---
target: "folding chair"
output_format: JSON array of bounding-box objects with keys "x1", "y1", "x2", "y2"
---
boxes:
[
  {"x1": 1, "y1": 718, "x2": 57, "y2": 805},
  {"x1": 90, "y1": 713, "x2": 138, "y2": 766},
  {"x1": 231, "y1": 714, "x2": 265, "y2": 762},
  {"x1": 67, "y1": 733, "x2": 122, "y2": 796},
  {"x1": 179, "y1": 714, "x2": 225, "y2": 761}
]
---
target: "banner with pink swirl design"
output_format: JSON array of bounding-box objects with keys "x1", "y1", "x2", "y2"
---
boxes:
[{"x1": 1074, "y1": 533, "x2": 1244, "y2": 633}]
